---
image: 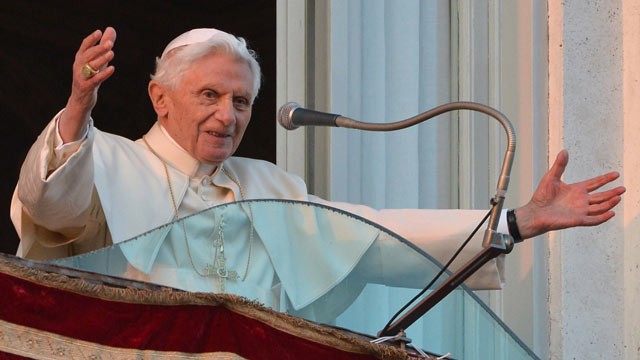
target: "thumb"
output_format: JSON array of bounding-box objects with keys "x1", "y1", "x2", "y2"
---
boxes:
[{"x1": 548, "y1": 149, "x2": 569, "y2": 180}]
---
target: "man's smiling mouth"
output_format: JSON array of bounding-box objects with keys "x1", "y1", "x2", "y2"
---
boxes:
[{"x1": 206, "y1": 131, "x2": 230, "y2": 138}]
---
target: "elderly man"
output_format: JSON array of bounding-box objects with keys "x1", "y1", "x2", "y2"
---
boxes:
[{"x1": 10, "y1": 27, "x2": 624, "y2": 318}]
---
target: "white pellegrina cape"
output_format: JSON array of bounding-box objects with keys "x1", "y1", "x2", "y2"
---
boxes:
[{"x1": 11, "y1": 112, "x2": 506, "y2": 319}]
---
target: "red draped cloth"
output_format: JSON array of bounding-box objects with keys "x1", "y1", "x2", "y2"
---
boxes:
[{"x1": 0, "y1": 254, "x2": 413, "y2": 359}]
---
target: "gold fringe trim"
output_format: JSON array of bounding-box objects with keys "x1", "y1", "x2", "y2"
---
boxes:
[
  {"x1": 0, "y1": 255, "x2": 414, "y2": 359},
  {"x1": 0, "y1": 319, "x2": 247, "y2": 360}
]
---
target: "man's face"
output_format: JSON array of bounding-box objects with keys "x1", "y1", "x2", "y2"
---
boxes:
[{"x1": 160, "y1": 52, "x2": 254, "y2": 165}]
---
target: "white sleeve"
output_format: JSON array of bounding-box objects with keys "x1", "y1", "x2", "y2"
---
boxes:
[
  {"x1": 309, "y1": 195, "x2": 506, "y2": 290},
  {"x1": 50, "y1": 112, "x2": 90, "y2": 170},
  {"x1": 14, "y1": 109, "x2": 96, "y2": 233}
]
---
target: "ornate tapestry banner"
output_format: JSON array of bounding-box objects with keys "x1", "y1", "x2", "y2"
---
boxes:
[{"x1": 0, "y1": 253, "x2": 413, "y2": 359}]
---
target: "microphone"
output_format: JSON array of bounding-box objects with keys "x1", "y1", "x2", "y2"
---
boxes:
[
  {"x1": 277, "y1": 102, "x2": 345, "y2": 130},
  {"x1": 277, "y1": 101, "x2": 516, "y2": 135},
  {"x1": 277, "y1": 100, "x2": 520, "y2": 338}
]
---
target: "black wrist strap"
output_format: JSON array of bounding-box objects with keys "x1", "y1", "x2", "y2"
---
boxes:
[{"x1": 507, "y1": 209, "x2": 523, "y2": 243}]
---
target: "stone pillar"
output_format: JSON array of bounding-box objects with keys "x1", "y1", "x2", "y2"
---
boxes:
[{"x1": 547, "y1": 1, "x2": 640, "y2": 358}]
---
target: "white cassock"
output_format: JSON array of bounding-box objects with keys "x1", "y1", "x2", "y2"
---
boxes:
[{"x1": 11, "y1": 110, "x2": 507, "y2": 321}]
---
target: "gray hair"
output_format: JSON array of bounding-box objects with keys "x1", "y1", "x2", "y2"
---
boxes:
[{"x1": 151, "y1": 36, "x2": 262, "y2": 100}]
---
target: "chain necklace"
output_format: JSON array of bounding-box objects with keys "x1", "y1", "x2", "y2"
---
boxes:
[{"x1": 143, "y1": 137, "x2": 254, "y2": 292}]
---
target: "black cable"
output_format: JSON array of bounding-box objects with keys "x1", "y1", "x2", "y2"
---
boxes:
[{"x1": 380, "y1": 207, "x2": 494, "y2": 335}]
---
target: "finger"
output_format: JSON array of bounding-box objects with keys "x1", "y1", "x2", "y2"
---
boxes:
[
  {"x1": 588, "y1": 195, "x2": 622, "y2": 216},
  {"x1": 101, "y1": 27, "x2": 117, "y2": 45},
  {"x1": 81, "y1": 35, "x2": 115, "y2": 61},
  {"x1": 548, "y1": 149, "x2": 569, "y2": 180},
  {"x1": 582, "y1": 211, "x2": 616, "y2": 227},
  {"x1": 588, "y1": 186, "x2": 626, "y2": 205},
  {"x1": 85, "y1": 49, "x2": 115, "y2": 74},
  {"x1": 78, "y1": 30, "x2": 102, "y2": 53},
  {"x1": 578, "y1": 171, "x2": 621, "y2": 192}
]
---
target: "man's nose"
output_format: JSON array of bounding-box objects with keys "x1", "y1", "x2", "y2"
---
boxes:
[{"x1": 215, "y1": 99, "x2": 236, "y2": 125}]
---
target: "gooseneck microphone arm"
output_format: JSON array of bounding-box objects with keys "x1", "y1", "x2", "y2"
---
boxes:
[{"x1": 277, "y1": 101, "x2": 517, "y2": 338}]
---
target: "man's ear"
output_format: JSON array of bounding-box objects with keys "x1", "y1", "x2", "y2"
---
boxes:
[{"x1": 148, "y1": 80, "x2": 170, "y2": 118}]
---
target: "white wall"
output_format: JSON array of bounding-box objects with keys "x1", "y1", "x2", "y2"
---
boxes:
[{"x1": 548, "y1": 1, "x2": 640, "y2": 358}]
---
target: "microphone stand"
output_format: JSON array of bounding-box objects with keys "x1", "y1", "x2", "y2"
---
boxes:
[
  {"x1": 377, "y1": 229, "x2": 514, "y2": 338},
  {"x1": 282, "y1": 101, "x2": 517, "y2": 339}
]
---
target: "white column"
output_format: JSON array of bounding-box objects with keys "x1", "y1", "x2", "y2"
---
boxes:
[
  {"x1": 548, "y1": 1, "x2": 638, "y2": 358},
  {"x1": 622, "y1": 1, "x2": 640, "y2": 358},
  {"x1": 276, "y1": 0, "x2": 308, "y2": 180}
]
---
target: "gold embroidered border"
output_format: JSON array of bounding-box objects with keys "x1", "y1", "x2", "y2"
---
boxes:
[{"x1": 0, "y1": 318, "x2": 246, "y2": 360}]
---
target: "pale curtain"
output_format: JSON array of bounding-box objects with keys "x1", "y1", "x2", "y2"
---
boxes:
[{"x1": 329, "y1": 0, "x2": 459, "y2": 353}]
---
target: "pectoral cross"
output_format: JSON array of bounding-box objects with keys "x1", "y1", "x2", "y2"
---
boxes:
[
  {"x1": 206, "y1": 215, "x2": 238, "y2": 293},
  {"x1": 204, "y1": 259, "x2": 238, "y2": 293}
]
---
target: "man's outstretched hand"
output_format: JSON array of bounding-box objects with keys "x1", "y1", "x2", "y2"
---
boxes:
[{"x1": 514, "y1": 150, "x2": 625, "y2": 240}]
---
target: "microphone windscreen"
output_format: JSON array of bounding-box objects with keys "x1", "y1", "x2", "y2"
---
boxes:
[{"x1": 277, "y1": 102, "x2": 300, "y2": 130}]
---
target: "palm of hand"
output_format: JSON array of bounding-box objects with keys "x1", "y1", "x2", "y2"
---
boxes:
[
  {"x1": 517, "y1": 150, "x2": 624, "y2": 239},
  {"x1": 529, "y1": 175, "x2": 591, "y2": 234}
]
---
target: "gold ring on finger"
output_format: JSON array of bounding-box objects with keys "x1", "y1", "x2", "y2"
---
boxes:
[{"x1": 81, "y1": 63, "x2": 99, "y2": 79}]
